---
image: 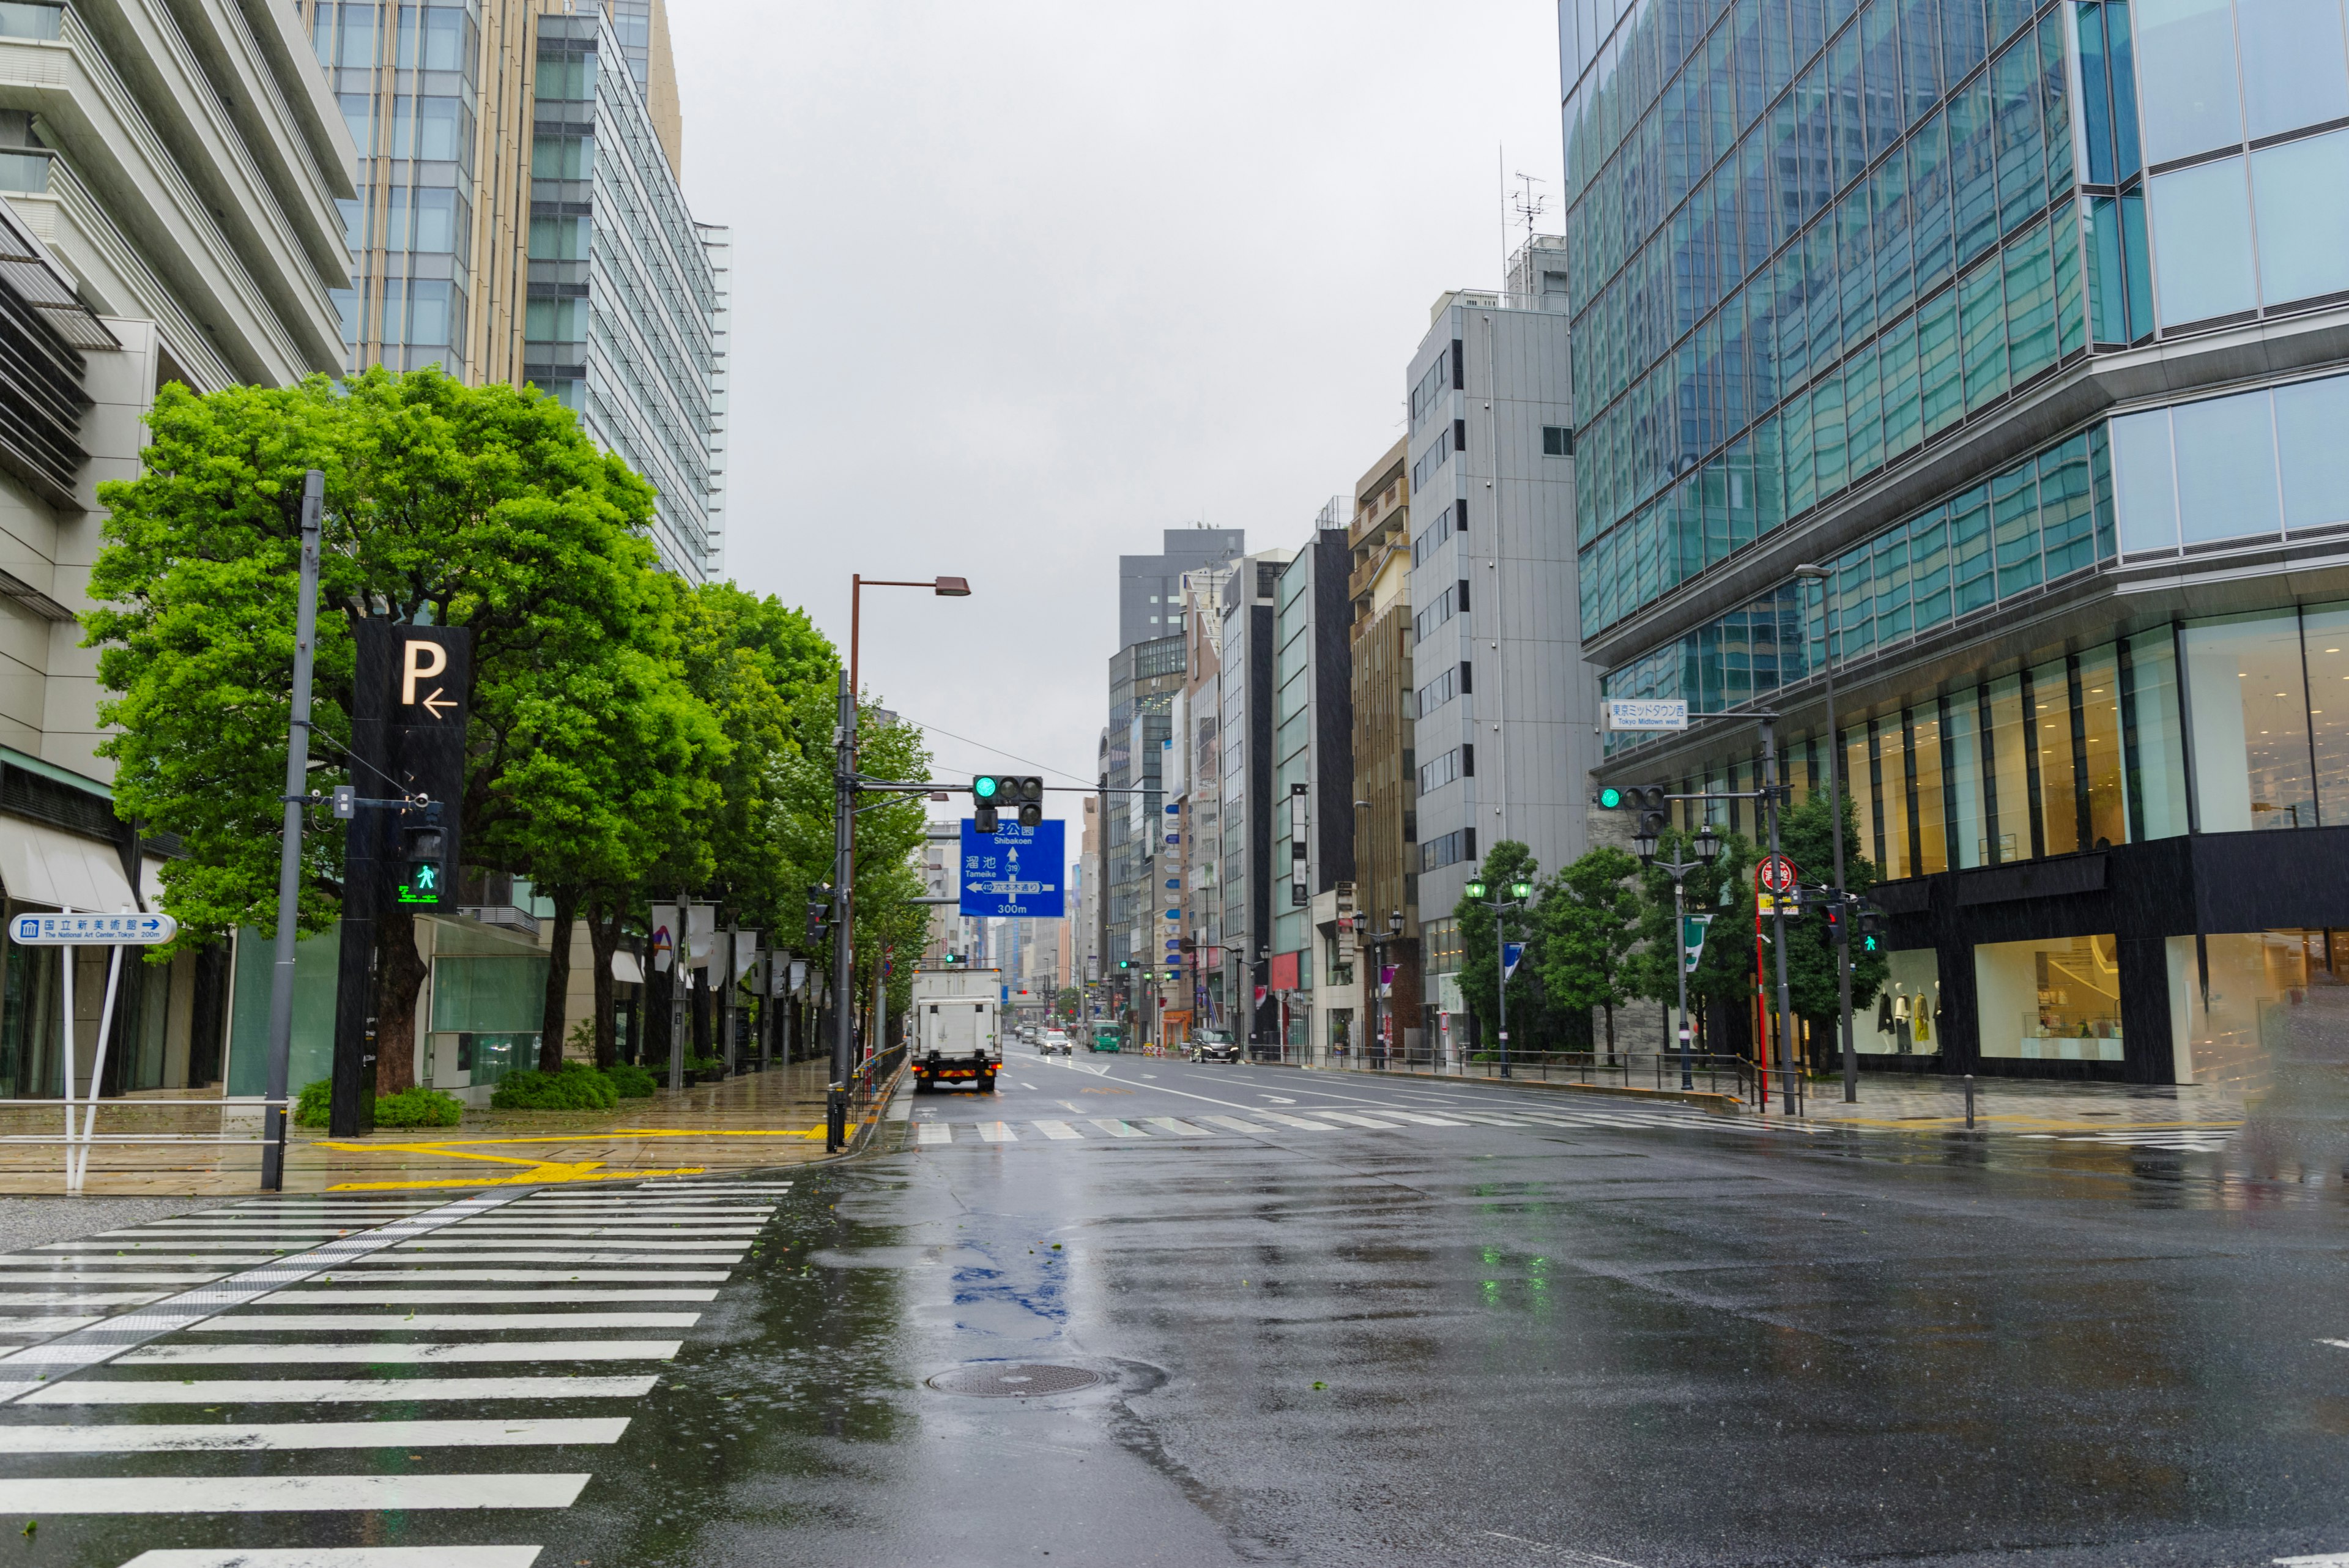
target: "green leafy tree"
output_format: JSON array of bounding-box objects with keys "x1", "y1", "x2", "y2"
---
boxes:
[
  {"x1": 88, "y1": 366, "x2": 676, "y2": 1091},
  {"x1": 1453, "y1": 841, "x2": 1567, "y2": 1052},
  {"x1": 1534, "y1": 846, "x2": 1644, "y2": 1060},
  {"x1": 1773, "y1": 792, "x2": 1888, "y2": 1037},
  {"x1": 1056, "y1": 986, "x2": 1080, "y2": 1021}
]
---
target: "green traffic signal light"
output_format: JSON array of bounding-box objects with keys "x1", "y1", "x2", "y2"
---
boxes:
[
  {"x1": 1598, "y1": 786, "x2": 1624, "y2": 809},
  {"x1": 973, "y1": 776, "x2": 999, "y2": 800}
]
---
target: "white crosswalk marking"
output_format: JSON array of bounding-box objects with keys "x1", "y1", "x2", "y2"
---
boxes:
[
  {"x1": 0, "y1": 1291, "x2": 164, "y2": 1307},
  {"x1": 0, "y1": 1474, "x2": 587, "y2": 1512},
  {"x1": 1252, "y1": 1111, "x2": 1337, "y2": 1130},
  {"x1": 117, "y1": 1339, "x2": 681, "y2": 1365},
  {"x1": 191, "y1": 1312, "x2": 700, "y2": 1331},
  {"x1": 1312, "y1": 1110, "x2": 1403, "y2": 1129},
  {"x1": 253, "y1": 1288, "x2": 718, "y2": 1305},
  {"x1": 22, "y1": 1375, "x2": 659, "y2": 1404},
  {"x1": 1376, "y1": 1110, "x2": 1472, "y2": 1126},
  {"x1": 976, "y1": 1121, "x2": 1018, "y2": 1142},
  {"x1": 0, "y1": 1417, "x2": 626, "y2": 1452},
  {"x1": 1031, "y1": 1120, "x2": 1084, "y2": 1139},
  {"x1": 916, "y1": 1121, "x2": 951, "y2": 1145},
  {"x1": 1090, "y1": 1119, "x2": 1145, "y2": 1137},
  {"x1": 307, "y1": 1269, "x2": 731, "y2": 1283},
  {"x1": 122, "y1": 1548, "x2": 543, "y2": 1567},
  {"x1": 1198, "y1": 1116, "x2": 1268, "y2": 1135},
  {"x1": 1143, "y1": 1117, "x2": 1212, "y2": 1137},
  {"x1": 0, "y1": 1315, "x2": 98, "y2": 1332}
]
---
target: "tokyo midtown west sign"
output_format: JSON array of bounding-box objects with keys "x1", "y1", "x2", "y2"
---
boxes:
[
  {"x1": 1603, "y1": 697, "x2": 1689, "y2": 732},
  {"x1": 959, "y1": 818, "x2": 1066, "y2": 918}
]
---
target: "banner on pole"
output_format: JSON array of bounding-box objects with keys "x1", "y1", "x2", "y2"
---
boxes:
[{"x1": 1682, "y1": 913, "x2": 1714, "y2": 975}]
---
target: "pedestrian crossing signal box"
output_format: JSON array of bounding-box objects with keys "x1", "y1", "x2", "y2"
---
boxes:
[{"x1": 397, "y1": 819, "x2": 447, "y2": 907}]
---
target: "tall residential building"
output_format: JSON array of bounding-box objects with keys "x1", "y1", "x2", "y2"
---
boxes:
[
  {"x1": 1174, "y1": 562, "x2": 1231, "y2": 1035},
  {"x1": 1268, "y1": 507, "x2": 1356, "y2": 1054},
  {"x1": 1405, "y1": 254, "x2": 1593, "y2": 1041},
  {"x1": 1348, "y1": 439, "x2": 1420, "y2": 1053},
  {"x1": 1076, "y1": 796, "x2": 1100, "y2": 1018},
  {"x1": 0, "y1": 0, "x2": 355, "y2": 1097},
  {"x1": 1215, "y1": 549, "x2": 1293, "y2": 1044},
  {"x1": 301, "y1": 0, "x2": 727, "y2": 581},
  {"x1": 1571, "y1": 0, "x2": 2349, "y2": 1087},
  {"x1": 1101, "y1": 527, "x2": 1244, "y2": 1035}
]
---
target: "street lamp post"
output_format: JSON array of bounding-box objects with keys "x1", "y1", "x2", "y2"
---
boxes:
[
  {"x1": 1793, "y1": 563, "x2": 1856, "y2": 1103},
  {"x1": 829, "y1": 573, "x2": 971, "y2": 1151},
  {"x1": 1461, "y1": 877, "x2": 1534, "y2": 1077},
  {"x1": 1641, "y1": 826, "x2": 1722, "y2": 1090},
  {"x1": 1381, "y1": 909, "x2": 1403, "y2": 1064}
]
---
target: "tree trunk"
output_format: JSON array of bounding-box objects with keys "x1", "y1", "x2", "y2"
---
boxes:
[
  {"x1": 1602, "y1": 1001, "x2": 1616, "y2": 1063},
  {"x1": 373, "y1": 904, "x2": 428, "y2": 1094},
  {"x1": 585, "y1": 898, "x2": 622, "y2": 1071},
  {"x1": 538, "y1": 884, "x2": 578, "y2": 1073},
  {"x1": 647, "y1": 960, "x2": 670, "y2": 1067},
  {"x1": 692, "y1": 973, "x2": 711, "y2": 1064}
]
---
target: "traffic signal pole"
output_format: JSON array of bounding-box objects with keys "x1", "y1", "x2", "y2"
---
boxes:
[
  {"x1": 828, "y1": 668, "x2": 855, "y2": 1151},
  {"x1": 1761, "y1": 719, "x2": 1800, "y2": 1115},
  {"x1": 261, "y1": 469, "x2": 324, "y2": 1191}
]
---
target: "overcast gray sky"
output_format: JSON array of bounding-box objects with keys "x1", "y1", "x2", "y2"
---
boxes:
[{"x1": 670, "y1": 2, "x2": 1563, "y2": 825}]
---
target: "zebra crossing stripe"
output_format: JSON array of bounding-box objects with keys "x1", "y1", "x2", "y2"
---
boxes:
[
  {"x1": 1252, "y1": 1112, "x2": 1338, "y2": 1130},
  {"x1": 1311, "y1": 1111, "x2": 1403, "y2": 1129},
  {"x1": 916, "y1": 1122, "x2": 951, "y2": 1145},
  {"x1": 1030, "y1": 1120, "x2": 1083, "y2": 1140},
  {"x1": 0, "y1": 1416, "x2": 628, "y2": 1452},
  {"x1": 976, "y1": 1123, "x2": 1018, "y2": 1143},
  {"x1": 21, "y1": 1375, "x2": 658, "y2": 1404},
  {"x1": 251, "y1": 1288, "x2": 719, "y2": 1306},
  {"x1": 0, "y1": 1292, "x2": 164, "y2": 1307},
  {"x1": 190, "y1": 1312, "x2": 701, "y2": 1332},
  {"x1": 121, "y1": 1548, "x2": 543, "y2": 1566},
  {"x1": 0, "y1": 1315, "x2": 98, "y2": 1332},
  {"x1": 0, "y1": 1273, "x2": 225, "y2": 1286},
  {"x1": 0, "y1": 1474, "x2": 587, "y2": 1512},
  {"x1": 0, "y1": 1187, "x2": 532, "y2": 1403},
  {"x1": 313, "y1": 1269, "x2": 730, "y2": 1284},
  {"x1": 1375, "y1": 1110, "x2": 1472, "y2": 1126},
  {"x1": 1142, "y1": 1117, "x2": 1211, "y2": 1137},
  {"x1": 343, "y1": 1252, "x2": 745, "y2": 1265},
  {"x1": 118, "y1": 1339, "x2": 682, "y2": 1366},
  {"x1": 1198, "y1": 1116, "x2": 1268, "y2": 1135},
  {"x1": 1089, "y1": 1119, "x2": 1145, "y2": 1138}
]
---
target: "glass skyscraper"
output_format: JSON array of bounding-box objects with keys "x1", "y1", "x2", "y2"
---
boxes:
[{"x1": 1570, "y1": 0, "x2": 2349, "y2": 1089}]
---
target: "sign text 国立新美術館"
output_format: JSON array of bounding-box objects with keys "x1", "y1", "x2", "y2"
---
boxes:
[{"x1": 13, "y1": 912, "x2": 179, "y2": 945}]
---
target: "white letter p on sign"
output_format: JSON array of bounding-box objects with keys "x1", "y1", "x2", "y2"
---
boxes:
[{"x1": 401, "y1": 639, "x2": 448, "y2": 705}]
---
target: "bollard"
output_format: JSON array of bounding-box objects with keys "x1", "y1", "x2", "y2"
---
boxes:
[{"x1": 1964, "y1": 1073, "x2": 1975, "y2": 1129}]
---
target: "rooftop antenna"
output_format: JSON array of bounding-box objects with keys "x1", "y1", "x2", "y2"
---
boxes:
[{"x1": 1512, "y1": 170, "x2": 1549, "y2": 250}]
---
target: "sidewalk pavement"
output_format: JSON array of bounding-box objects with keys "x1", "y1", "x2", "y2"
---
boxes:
[
  {"x1": 0, "y1": 1059, "x2": 880, "y2": 1196},
  {"x1": 1794, "y1": 1075, "x2": 2247, "y2": 1136}
]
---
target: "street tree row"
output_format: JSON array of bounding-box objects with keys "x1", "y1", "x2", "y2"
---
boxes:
[
  {"x1": 83, "y1": 367, "x2": 929, "y2": 1090},
  {"x1": 1451, "y1": 795, "x2": 1891, "y2": 1061}
]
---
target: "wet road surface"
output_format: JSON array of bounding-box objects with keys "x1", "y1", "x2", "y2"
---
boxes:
[{"x1": 1, "y1": 1055, "x2": 2345, "y2": 1566}]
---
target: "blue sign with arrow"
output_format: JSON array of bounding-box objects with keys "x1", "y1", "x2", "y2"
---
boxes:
[{"x1": 959, "y1": 819, "x2": 1066, "y2": 918}]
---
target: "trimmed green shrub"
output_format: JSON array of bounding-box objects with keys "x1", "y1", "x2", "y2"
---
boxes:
[
  {"x1": 292, "y1": 1077, "x2": 462, "y2": 1128},
  {"x1": 374, "y1": 1087, "x2": 463, "y2": 1127},
  {"x1": 607, "y1": 1061, "x2": 659, "y2": 1098},
  {"x1": 490, "y1": 1061, "x2": 618, "y2": 1111}
]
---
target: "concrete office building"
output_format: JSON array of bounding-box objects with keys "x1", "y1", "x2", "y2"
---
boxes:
[
  {"x1": 1267, "y1": 504, "x2": 1356, "y2": 1055},
  {"x1": 1572, "y1": 0, "x2": 2349, "y2": 1087},
  {"x1": 1101, "y1": 527, "x2": 1244, "y2": 1038},
  {"x1": 300, "y1": 0, "x2": 727, "y2": 581},
  {"x1": 1215, "y1": 549, "x2": 1293, "y2": 1044},
  {"x1": 1405, "y1": 245, "x2": 1595, "y2": 1042},
  {"x1": 1168, "y1": 560, "x2": 1233, "y2": 1042},
  {"x1": 0, "y1": 0, "x2": 355, "y2": 1098},
  {"x1": 1347, "y1": 438, "x2": 1422, "y2": 1055}
]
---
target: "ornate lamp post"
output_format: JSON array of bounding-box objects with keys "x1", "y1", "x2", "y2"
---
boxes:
[{"x1": 1461, "y1": 877, "x2": 1535, "y2": 1077}]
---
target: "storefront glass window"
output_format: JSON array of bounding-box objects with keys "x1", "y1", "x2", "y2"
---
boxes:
[
  {"x1": 2078, "y1": 645, "x2": 2126, "y2": 848},
  {"x1": 1844, "y1": 724, "x2": 1877, "y2": 869},
  {"x1": 1876, "y1": 721, "x2": 1913, "y2": 879},
  {"x1": 1949, "y1": 688, "x2": 1990, "y2": 868},
  {"x1": 2182, "y1": 610, "x2": 2317, "y2": 831},
  {"x1": 2032, "y1": 657, "x2": 2080, "y2": 856},
  {"x1": 1986, "y1": 673, "x2": 2030, "y2": 861},
  {"x1": 1975, "y1": 934, "x2": 2124, "y2": 1060},
  {"x1": 1861, "y1": 947, "x2": 1943, "y2": 1054},
  {"x1": 2304, "y1": 601, "x2": 2349, "y2": 824},
  {"x1": 2168, "y1": 929, "x2": 2347, "y2": 1093},
  {"x1": 1913, "y1": 706, "x2": 1948, "y2": 875},
  {"x1": 2123, "y1": 628, "x2": 2191, "y2": 839}
]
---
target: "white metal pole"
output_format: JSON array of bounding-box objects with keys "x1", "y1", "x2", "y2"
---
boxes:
[
  {"x1": 56, "y1": 911, "x2": 72, "y2": 1192},
  {"x1": 72, "y1": 943, "x2": 124, "y2": 1191}
]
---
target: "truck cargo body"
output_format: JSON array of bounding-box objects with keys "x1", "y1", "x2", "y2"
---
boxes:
[{"x1": 910, "y1": 965, "x2": 1001, "y2": 1093}]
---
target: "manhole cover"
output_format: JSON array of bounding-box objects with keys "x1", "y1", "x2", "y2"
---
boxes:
[{"x1": 926, "y1": 1362, "x2": 1104, "y2": 1398}]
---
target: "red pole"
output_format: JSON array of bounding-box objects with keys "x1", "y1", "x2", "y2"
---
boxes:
[{"x1": 1753, "y1": 866, "x2": 1768, "y2": 1110}]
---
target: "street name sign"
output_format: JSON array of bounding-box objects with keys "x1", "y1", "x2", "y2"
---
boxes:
[
  {"x1": 1604, "y1": 697, "x2": 1689, "y2": 732},
  {"x1": 13, "y1": 912, "x2": 177, "y2": 945},
  {"x1": 959, "y1": 818, "x2": 1066, "y2": 918}
]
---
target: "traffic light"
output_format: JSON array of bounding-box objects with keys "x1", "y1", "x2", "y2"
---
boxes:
[
  {"x1": 396, "y1": 806, "x2": 446, "y2": 907},
  {"x1": 1823, "y1": 899, "x2": 1847, "y2": 944},
  {"x1": 971, "y1": 775, "x2": 1043, "y2": 832},
  {"x1": 1855, "y1": 902, "x2": 1888, "y2": 954},
  {"x1": 1117, "y1": 958, "x2": 1132, "y2": 970},
  {"x1": 1597, "y1": 783, "x2": 1671, "y2": 856},
  {"x1": 805, "y1": 886, "x2": 833, "y2": 946}
]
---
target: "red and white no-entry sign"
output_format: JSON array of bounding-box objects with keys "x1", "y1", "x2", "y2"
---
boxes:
[{"x1": 1754, "y1": 853, "x2": 1799, "y2": 894}]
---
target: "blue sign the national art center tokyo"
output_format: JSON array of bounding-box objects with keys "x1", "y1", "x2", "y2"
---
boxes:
[{"x1": 958, "y1": 818, "x2": 1066, "y2": 919}]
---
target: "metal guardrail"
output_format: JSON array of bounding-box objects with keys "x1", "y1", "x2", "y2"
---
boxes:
[
  {"x1": 1258, "y1": 1045, "x2": 1817, "y2": 1107},
  {"x1": 0, "y1": 1096, "x2": 294, "y2": 1191}
]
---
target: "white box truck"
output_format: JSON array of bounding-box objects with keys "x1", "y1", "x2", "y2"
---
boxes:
[{"x1": 910, "y1": 963, "x2": 1001, "y2": 1093}]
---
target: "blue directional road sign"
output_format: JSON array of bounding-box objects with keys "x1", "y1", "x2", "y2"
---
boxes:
[{"x1": 959, "y1": 818, "x2": 1066, "y2": 918}]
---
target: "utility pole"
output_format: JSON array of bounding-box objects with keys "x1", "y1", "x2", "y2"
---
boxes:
[
  {"x1": 1762, "y1": 720, "x2": 1800, "y2": 1115},
  {"x1": 667, "y1": 890, "x2": 688, "y2": 1093},
  {"x1": 1793, "y1": 563, "x2": 1857, "y2": 1102},
  {"x1": 828, "y1": 667, "x2": 856, "y2": 1151},
  {"x1": 261, "y1": 469, "x2": 323, "y2": 1192}
]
